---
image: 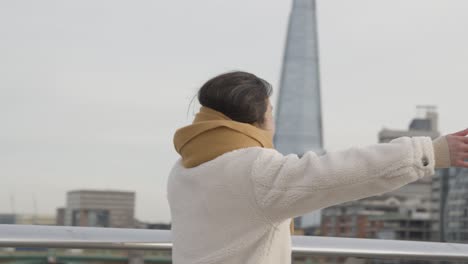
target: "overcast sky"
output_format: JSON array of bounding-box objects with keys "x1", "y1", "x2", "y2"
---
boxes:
[{"x1": 1, "y1": 0, "x2": 467, "y2": 223}]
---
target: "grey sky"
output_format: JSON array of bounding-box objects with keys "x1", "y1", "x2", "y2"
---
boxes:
[{"x1": 1, "y1": 0, "x2": 467, "y2": 223}]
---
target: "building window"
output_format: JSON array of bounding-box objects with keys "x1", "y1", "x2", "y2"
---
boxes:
[
  {"x1": 88, "y1": 210, "x2": 110, "y2": 227},
  {"x1": 72, "y1": 209, "x2": 109, "y2": 227}
]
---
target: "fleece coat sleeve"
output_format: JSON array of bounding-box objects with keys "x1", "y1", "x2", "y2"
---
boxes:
[{"x1": 251, "y1": 136, "x2": 435, "y2": 222}]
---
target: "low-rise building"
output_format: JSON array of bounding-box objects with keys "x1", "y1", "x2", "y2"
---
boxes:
[{"x1": 64, "y1": 190, "x2": 135, "y2": 228}]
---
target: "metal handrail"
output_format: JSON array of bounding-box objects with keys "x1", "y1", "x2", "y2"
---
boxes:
[{"x1": 1, "y1": 224, "x2": 468, "y2": 261}]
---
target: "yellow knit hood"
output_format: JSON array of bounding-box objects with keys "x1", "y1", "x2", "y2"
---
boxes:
[{"x1": 173, "y1": 106, "x2": 274, "y2": 168}]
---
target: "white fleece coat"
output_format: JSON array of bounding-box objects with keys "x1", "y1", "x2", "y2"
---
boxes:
[{"x1": 167, "y1": 136, "x2": 436, "y2": 264}]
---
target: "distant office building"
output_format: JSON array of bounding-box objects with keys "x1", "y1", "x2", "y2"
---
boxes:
[
  {"x1": 0, "y1": 214, "x2": 55, "y2": 225},
  {"x1": 378, "y1": 105, "x2": 440, "y2": 143},
  {"x1": 274, "y1": 0, "x2": 323, "y2": 228},
  {"x1": 15, "y1": 214, "x2": 56, "y2": 225},
  {"x1": 321, "y1": 194, "x2": 431, "y2": 241},
  {"x1": 0, "y1": 214, "x2": 16, "y2": 224},
  {"x1": 64, "y1": 190, "x2": 135, "y2": 228},
  {"x1": 372, "y1": 197, "x2": 432, "y2": 241},
  {"x1": 438, "y1": 168, "x2": 468, "y2": 242},
  {"x1": 431, "y1": 168, "x2": 452, "y2": 241},
  {"x1": 56, "y1": 207, "x2": 65, "y2": 226}
]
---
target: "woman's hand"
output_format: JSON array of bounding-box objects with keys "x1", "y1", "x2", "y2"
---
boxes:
[{"x1": 446, "y1": 128, "x2": 468, "y2": 168}]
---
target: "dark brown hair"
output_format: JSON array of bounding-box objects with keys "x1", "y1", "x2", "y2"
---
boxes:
[{"x1": 197, "y1": 71, "x2": 273, "y2": 124}]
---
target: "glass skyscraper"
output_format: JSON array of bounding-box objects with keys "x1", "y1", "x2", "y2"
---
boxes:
[{"x1": 274, "y1": 0, "x2": 323, "y2": 228}]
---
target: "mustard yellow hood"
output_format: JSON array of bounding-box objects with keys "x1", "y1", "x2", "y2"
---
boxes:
[{"x1": 173, "y1": 106, "x2": 274, "y2": 168}]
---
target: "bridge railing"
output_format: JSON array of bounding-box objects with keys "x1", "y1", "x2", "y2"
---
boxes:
[{"x1": 1, "y1": 224, "x2": 468, "y2": 261}]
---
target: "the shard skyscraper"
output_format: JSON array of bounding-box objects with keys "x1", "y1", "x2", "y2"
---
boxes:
[{"x1": 274, "y1": 0, "x2": 324, "y2": 228}]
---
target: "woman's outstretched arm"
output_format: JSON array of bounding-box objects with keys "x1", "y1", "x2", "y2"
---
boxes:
[{"x1": 251, "y1": 129, "x2": 468, "y2": 223}]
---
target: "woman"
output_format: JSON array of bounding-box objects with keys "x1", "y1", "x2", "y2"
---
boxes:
[{"x1": 168, "y1": 71, "x2": 468, "y2": 264}]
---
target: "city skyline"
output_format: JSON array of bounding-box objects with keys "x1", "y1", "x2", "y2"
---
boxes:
[{"x1": 1, "y1": 0, "x2": 468, "y2": 222}]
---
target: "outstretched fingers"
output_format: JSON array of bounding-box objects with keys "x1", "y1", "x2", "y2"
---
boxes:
[
  {"x1": 456, "y1": 160, "x2": 468, "y2": 168},
  {"x1": 459, "y1": 142, "x2": 468, "y2": 168},
  {"x1": 452, "y1": 128, "x2": 468, "y2": 137}
]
